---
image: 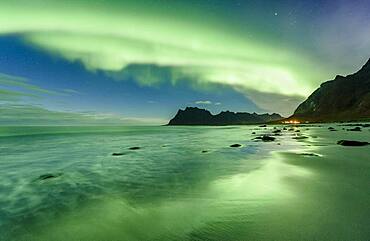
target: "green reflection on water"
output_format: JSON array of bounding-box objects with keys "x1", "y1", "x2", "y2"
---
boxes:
[{"x1": 0, "y1": 125, "x2": 369, "y2": 240}]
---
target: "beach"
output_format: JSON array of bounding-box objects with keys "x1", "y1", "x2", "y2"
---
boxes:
[{"x1": 0, "y1": 124, "x2": 369, "y2": 241}]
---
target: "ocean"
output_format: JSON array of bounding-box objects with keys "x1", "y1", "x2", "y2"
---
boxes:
[{"x1": 0, "y1": 125, "x2": 369, "y2": 240}]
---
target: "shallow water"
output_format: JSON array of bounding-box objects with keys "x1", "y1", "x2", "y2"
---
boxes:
[{"x1": 0, "y1": 125, "x2": 369, "y2": 240}]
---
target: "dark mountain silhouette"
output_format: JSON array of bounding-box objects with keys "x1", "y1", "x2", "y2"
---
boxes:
[
  {"x1": 289, "y1": 58, "x2": 370, "y2": 122},
  {"x1": 168, "y1": 107, "x2": 283, "y2": 125}
]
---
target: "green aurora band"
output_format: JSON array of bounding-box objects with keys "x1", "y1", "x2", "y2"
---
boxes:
[{"x1": 0, "y1": 0, "x2": 342, "y2": 114}]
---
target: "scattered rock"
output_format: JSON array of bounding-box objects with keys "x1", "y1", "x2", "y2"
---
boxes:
[
  {"x1": 112, "y1": 152, "x2": 127, "y2": 156},
  {"x1": 328, "y1": 127, "x2": 336, "y2": 131},
  {"x1": 295, "y1": 130, "x2": 301, "y2": 132},
  {"x1": 255, "y1": 135, "x2": 276, "y2": 142},
  {"x1": 38, "y1": 173, "x2": 62, "y2": 181},
  {"x1": 337, "y1": 140, "x2": 369, "y2": 146},
  {"x1": 283, "y1": 127, "x2": 287, "y2": 130},
  {"x1": 300, "y1": 153, "x2": 320, "y2": 157},
  {"x1": 251, "y1": 132, "x2": 256, "y2": 134},
  {"x1": 230, "y1": 144, "x2": 242, "y2": 148},
  {"x1": 341, "y1": 123, "x2": 370, "y2": 128},
  {"x1": 347, "y1": 127, "x2": 362, "y2": 132},
  {"x1": 259, "y1": 124, "x2": 267, "y2": 127},
  {"x1": 272, "y1": 129, "x2": 282, "y2": 133},
  {"x1": 293, "y1": 136, "x2": 309, "y2": 140},
  {"x1": 129, "y1": 147, "x2": 141, "y2": 150},
  {"x1": 288, "y1": 128, "x2": 295, "y2": 131}
]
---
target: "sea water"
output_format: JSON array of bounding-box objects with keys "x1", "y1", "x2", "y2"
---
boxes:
[{"x1": 0, "y1": 125, "x2": 369, "y2": 240}]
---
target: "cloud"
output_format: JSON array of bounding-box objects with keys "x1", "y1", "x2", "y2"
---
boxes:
[
  {"x1": 0, "y1": 89, "x2": 39, "y2": 102},
  {"x1": 62, "y1": 89, "x2": 81, "y2": 95},
  {"x1": 0, "y1": 73, "x2": 61, "y2": 96},
  {"x1": 195, "y1": 100, "x2": 212, "y2": 105},
  {"x1": 241, "y1": 89, "x2": 306, "y2": 117},
  {"x1": 0, "y1": 104, "x2": 165, "y2": 126},
  {"x1": 0, "y1": 0, "x2": 328, "y2": 114}
]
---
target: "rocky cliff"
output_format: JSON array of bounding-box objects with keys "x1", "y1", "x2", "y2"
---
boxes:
[{"x1": 290, "y1": 59, "x2": 370, "y2": 122}]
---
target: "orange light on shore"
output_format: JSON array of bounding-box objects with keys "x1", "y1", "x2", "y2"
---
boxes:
[{"x1": 282, "y1": 120, "x2": 301, "y2": 124}]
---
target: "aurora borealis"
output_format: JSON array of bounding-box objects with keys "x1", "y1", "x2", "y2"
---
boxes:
[{"x1": 0, "y1": 0, "x2": 370, "y2": 123}]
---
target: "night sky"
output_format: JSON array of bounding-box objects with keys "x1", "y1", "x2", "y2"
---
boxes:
[{"x1": 0, "y1": 0, "x2": 369, "y2": 124}]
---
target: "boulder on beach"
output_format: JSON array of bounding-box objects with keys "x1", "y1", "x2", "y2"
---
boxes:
[{"x1": 337, "y1": 140, "x2": 369, "y2": 146}]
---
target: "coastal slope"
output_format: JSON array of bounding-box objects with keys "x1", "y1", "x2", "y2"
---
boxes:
[
  {"x1": 168, "y1": 107, "x2": 283, "y2": 125},
  {"x1": 289, "y1": 58, "x2": 370, "y2": 122}
]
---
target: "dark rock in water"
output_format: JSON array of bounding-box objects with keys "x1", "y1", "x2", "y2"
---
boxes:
[
  {"x1": 129, "y1": 147, "x2": 141, "y2": 150},
  {"x1": 259, "y1": 124, "x2": 267, "y2": 127},
  {"x1": 295, "y1": 130, "x2": 300, "y2": 132},
  {"x1": 347, "y1": 127, "x2": 362, "y2": 131},
  {"x1": 251, "y1": 132, "x2": 256, "y2": 135},
  {"x1": 272, "y1": 129, "x2": 282, "y2": 133},
  {"x1": 293, "y1": 136, "x2": 309, "y2": 140},
  {"x1": 230, "y1": 144, "x2": 242, "y2": 148},
  {"x1": 38, "y1": 173, "x2": 62, "y2": 181},
  {"x1": 112, "y1": 152, "x2": 126, "y2": 156},
  {"x1": 201, "y1": 150, "x2": 209, "y2": 153},
  {"x1": 255, "y1": 135, "x2": 276, "y2": 142},
  {"x1": 300, "y1": 153, "x2": 320, "y2": 157},
  {"x1": 288, "y1": 58, "x2": 370, "y2": 122},
  {"x1": 337, "y1": 140, "x2": 369, "y2": 146},
  {"x1": 167, "y1": 107, "x2": 283, "y2": 125},
  {"x1": 283, "y1": 127, "x2": 287, "y2": 130},
  {"x1": 288, "y1": 128, "x2": 295, "y2": 131},
  {"x1": 328, "y1": 127, "x2": 336, "y2": 130},
  {"x1": 341, "y1": 123, "x2": 370, "y2": 128}
]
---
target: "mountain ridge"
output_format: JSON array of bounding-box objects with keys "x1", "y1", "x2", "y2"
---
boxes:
[
  {"x1": 167, "y1": 107, "x2": 283, "y2": 125},
  {"x1": 289, "y1": 58, "x2": 370, "y2": 122}
]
